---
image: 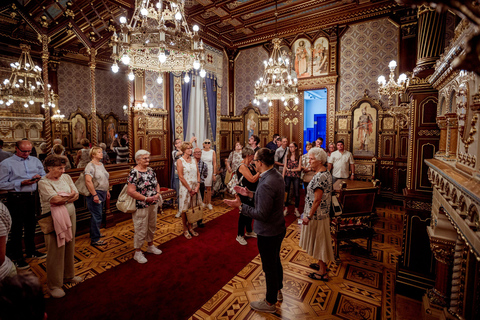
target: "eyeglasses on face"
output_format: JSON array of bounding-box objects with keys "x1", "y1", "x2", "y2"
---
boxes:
[{"x1": 17, "y1": 148, "x2": 32, "y2": 153}]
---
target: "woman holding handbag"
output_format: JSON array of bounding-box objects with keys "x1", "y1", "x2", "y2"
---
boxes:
[
  {"x1": 177, "y1": 142, "x2": 201, "y2": 240},
  {"x1": 301, "y1": 142, "x2": 314, "y2": 190},
  {"x1": 84, "y1": 147, "x2": 110, "y2": 247},
  {"x1": 38, "y1": 155, "x2": 81, "y2": 298},
  {"x1": 126, "y1": 150, "x2": 162, "y2": 264}
]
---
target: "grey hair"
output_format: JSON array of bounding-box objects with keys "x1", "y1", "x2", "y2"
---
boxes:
[
  {"x1": 135, "y1": 149, "x2": 150, "y2": 161},
  {"x1": 53, "y1": 138, "x2": 62, "y2": 145},
  {"x1": 99, "y1": 142, "x2": 107, "y2": 150},
  {"x1": 39, "y1": 142, "x2": 48, "y2": 151},
  {"x1": 308, "y1": 147, "x2": 327, "y2": 163}
]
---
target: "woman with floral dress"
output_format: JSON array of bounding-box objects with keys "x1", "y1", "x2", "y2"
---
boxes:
[
  {"x1": 282, "y1": 142, "x2": 302, "y2": 217},
  {"x1": 177, "y1": 142, "x2": 202, "y2": 239},
  {"x1": 126, "y1": 150, "x2": 163, "y2": 264},
  {"x1": 299, "y1": 147, "x2": 334, "y2": 281}
]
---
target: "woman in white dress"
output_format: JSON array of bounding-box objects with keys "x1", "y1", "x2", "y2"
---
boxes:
[
  {"x1": 299, "y1": 147, "x2": 334, "y2": 281},
  {"x1": 201, "y1": 139, "x2": 216, "y2": 210},
  {"x1": 177, "y1": 142, "x2": 201, "y2": 239}
]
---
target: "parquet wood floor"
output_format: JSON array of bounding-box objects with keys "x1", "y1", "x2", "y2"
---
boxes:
[{"x1": 20, "y1": 200, "x2": 403, "y2": 320}]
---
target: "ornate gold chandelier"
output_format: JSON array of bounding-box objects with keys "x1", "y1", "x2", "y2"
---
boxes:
[
  {"x1": 110, "y1": 0, "x2": 206, "y2": 82},
  {"x1": 377, "y1": 60, "x2": 409, "y2": 126},
  {"x1": 253, "y1": 38, "x2": 299, "y2": 107},
  {"x1": 0, "y1": 44, "x2": 54, "y2": 108}
]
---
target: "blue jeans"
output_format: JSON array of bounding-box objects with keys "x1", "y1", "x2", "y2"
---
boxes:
[
  {"x1": 86, "y1": 190, "x2": 106, "y2": 243},
  {"x1": 173, "y1": 173, "x2": 179, "y2": 205},
  {"x1": 284, "y1": 176, "x2": 300, "y2": 208}
]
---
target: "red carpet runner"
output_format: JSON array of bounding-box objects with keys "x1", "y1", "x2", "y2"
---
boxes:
[{"x1": 45, "y1": 209, "x2": 297, "y2": 320}]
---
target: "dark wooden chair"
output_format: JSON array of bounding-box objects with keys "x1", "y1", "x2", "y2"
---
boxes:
[{"x1": 331, "y1": 179, "x2": 380, "y2": 259}]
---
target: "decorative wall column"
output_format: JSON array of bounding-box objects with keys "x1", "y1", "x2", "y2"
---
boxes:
[
  {"x1": 127, "y1": 77, "x2": 134, "y2": 162},
  {"x1": 436, "y1": 116, "x2": 447, "y2": 156},
  {"x1": 89, "y1": 48, "x2": 97, "y2": 146},
  {"x1": 445, "y1": 113, "x2": 458, "y2": 159},
  {"x1": 397, "y1": 4, "x2": 446, "y2": 299},
  {"x1": 41, "y1": 35, "x2": 52, "y2": 150}
]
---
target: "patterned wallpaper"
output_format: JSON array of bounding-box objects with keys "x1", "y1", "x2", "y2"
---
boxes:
[
  {"x1": 235, "y1": 45, "x2": 269, "y2": 115},
  {"x1": 339, "y1": 18, "x2": 399, "y2": 110},
  {"x1": 95, "y1": 68, "x2": 128, "y2": 120},
  {"x1": 221, "y1": 51, "x2": 229, "y2": 115},
  {"x1": 144, "y1": 70, "x2": 164, "y2": 109},
  {"x1": 57, "y1": 62, "x2": 91, "y2": 117},
  {"x1": 58, "y1": 62, "x2": 128, "y2": 120}
]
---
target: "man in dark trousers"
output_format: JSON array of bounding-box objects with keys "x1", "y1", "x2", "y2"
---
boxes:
[{"x1": 224, "y1": 148, "x2": 286, "y2": 313}]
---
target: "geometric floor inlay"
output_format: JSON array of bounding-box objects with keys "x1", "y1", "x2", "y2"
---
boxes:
[
  {"x1": 344, "y1": 264, "x2": 382, "y2": 289},
  {"x1": 333, "y1": 293, "x2": 380, "y2": 320}
]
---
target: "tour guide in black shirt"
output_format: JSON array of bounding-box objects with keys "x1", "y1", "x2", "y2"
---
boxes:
[{"x1": 225, "y1": 148, "x2": 286, "y2": 313}]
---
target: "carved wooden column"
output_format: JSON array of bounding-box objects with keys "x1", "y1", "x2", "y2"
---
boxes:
[
  {"x1": 436, "y1": 116, "x2": 447, "y2": 156},
  {"x1": 226, "y1": 48, "x2": 239, "y2": 116},
  {"x1": 398, "y1": 4, "x2": 446, "y2": 299},
  {"x1": 127, "y1": 74, "x2": 134, "y2": 162},
  {"x1": 41, "y1": 35, "x2": 52, "y2": 150},
  {"x1": 89, "y1": 48, "x2": 97, "y2": 146},
  {"x1": 445, "y1": 113, "x2": 458, "y2": 159}
]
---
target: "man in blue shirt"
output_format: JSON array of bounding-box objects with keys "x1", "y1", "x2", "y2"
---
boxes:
[
  {"x1": 0, "y1": 140, "x2": 46, "y2": 270},
  {"x1": 265, "y1": 134, "x2": 279, "y2": 151}
]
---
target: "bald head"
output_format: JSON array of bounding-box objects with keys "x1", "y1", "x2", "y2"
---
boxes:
[
  {"x1": 193, "y1": 147, "x2": 202, "y2": 160},
  {"x1": 15, "y1": 140, "x2": 33, "y2": 159}
]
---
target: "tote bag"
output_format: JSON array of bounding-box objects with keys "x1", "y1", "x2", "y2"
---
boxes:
[
  {"x1": 185, "y1": 193, "x2": 204, "y2": 224},
  {"x1": 75, "y1": 163, "x2": 99, "y2": 196},
  {"x1": 117, "y1": 184, "x2": 136, "y2": 213}
]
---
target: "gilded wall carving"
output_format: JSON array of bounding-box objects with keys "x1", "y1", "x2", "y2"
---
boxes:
[{"x1": 339, "y1": 18, "x2": 399, "y2": 110}]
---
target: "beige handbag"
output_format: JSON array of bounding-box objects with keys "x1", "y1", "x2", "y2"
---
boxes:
[
  {"x1": 117, "y1": 184, "x2": 136, "y2": 213},
  {"x1": 37, "y1": 213, "x2": 54, "y2": 234},
  {"x1": 185, "y1": 193, "x2": 204, "y2": 224},
  {"x1": 75, "y1": 163, "x2": 99, "y2": 196}
]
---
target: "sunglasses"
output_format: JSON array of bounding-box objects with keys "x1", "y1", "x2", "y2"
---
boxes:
[
  {"x1": 204, "y1": 142, "x2": 211, "y2": 144},
  {"x1": 17, "y1": 148, "x2": 32, "y2": 153}
]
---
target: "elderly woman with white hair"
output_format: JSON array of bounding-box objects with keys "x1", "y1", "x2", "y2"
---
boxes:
[
  {"x1": 299, "y1": 147, "x2": 334, "y2": 281},
  {"x1": 201, "y1": 139, "x2": 216, "y2": 210},
  {"x1": 126, "y1": 149, "x2": 163, "y2": 264}
]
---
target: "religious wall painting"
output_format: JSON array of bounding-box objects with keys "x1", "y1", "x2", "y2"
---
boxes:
[
  {"x1": 293, "y1": 39, "x2": 311, "y2": 78},
  {"x1": 105, "y1": 114, "x2": 118, "y2": 146},
  {"x1": 352, "y1": 102, "x2": 377, "y2": 157},
  {"x1": 245, "y1": 110, "x2": 258, "y2": 139},
  {"x1": 71, "y1": 114, "x2": 87, "y2": 147},
  {"x1": 312, "y1": 37, "x2": 329, "y2": 76}
]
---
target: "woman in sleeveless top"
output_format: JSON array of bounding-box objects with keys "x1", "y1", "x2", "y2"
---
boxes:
[
  {"x1": 201, "y1": 139, "x2": 216, "y2": 210},
  {"x1": 235, "y1": 147, "x2": 260, "y2": 246},
  {"x1": 177, "y1": 142, "x2": 202, "y2": 239},
  {"x1": 282, "y1": 142, "x2": 302, "y2": 217},
  {"x1": 75, "y1": 138, "x2": 90, "y2": 168}
]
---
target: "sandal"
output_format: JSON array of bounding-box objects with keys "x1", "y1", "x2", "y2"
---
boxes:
[
  {"x1": 308, "y1": 272, "x2": 329, "y2": 281},
  {"x1": 91, "y1": 240, "x2": 106, "y2": 246},
  {"x1": 184, "y1": 231, "x2": 192, "y2": 240},
  {"x1": 309, "y1": 263, "x2": 331, "y2": 272},
  {"x1": 189, "y1": 229, "x2": 199, "y2": 237}
]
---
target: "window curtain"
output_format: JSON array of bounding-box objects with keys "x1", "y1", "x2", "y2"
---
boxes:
[
  {"x1": 185, "y1": 74, "x2": 207, "y2": 147},
  {"x1": 204, "y1": 74, "x2": 217, "y2": 143},
  {"x1": 182, "y1": 72, "x2": 192, "y2": 141}
]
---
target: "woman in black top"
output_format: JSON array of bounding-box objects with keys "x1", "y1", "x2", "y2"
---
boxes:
[{"x1": 235, "y1": 147, "x2": 260, "y2": 245}]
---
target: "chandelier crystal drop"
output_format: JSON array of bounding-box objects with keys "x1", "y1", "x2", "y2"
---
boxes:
[
  {"x1": 110, "y1": 0, "x2": 205, "y2": 77},
  {"x1": 253, "y1": 38, "x2": 298, "y2": 105},
  {"x1": 0, "y1": 44, "x2": 54, "y2": 107},
  {"x1": 377, "y1": 60, "x2": 410, "y2": 126}
]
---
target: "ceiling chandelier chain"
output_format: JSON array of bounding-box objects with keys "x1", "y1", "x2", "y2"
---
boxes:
[
  {"x1": 111, "y1": 0, "x2": 206, "y2": 83},
  {"x1": 0, "y1": 44, "x2": 55, "y2": 109},
  {"x1": 377, "y1": 60, "x2": 410, "y2": 127},
  {"x1": 253, "y1": 1, "x2": 298, "y2": 107}
]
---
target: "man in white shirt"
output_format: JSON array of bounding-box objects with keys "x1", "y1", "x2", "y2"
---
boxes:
[
  {"x1": 274, "y1": 137, "x2": 288, "y2": 173},
  {"x1": 327, "y1": 141, "x2": 355, "y2": 183}
]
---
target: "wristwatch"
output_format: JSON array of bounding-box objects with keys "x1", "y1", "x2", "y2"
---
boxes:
[{"x1": 238, "y1": 204, "x2": 243, "y2": 213}]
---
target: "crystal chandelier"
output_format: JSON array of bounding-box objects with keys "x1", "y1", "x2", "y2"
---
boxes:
[
  {"x1": 377, "y1": 60, "x2": 409, "y2": 126},
  {"x1": 111, "y1": 0, "x2": 206, "y2": 82},
  {"x1": 0, "y1": 44, "x2": 54, "y2": 108},
  {"x1": 123, "y1": 95, "x2": 157, "y2": 115},
  {"x1": 253, "y1": 38, "x2": 299, "y2": 107},
  {"x1": 51, "y1": 109, "x2": 65, "y2": 122},
  {"x1": 253, "y1": 1, "x2": 298, "y2": 107}
]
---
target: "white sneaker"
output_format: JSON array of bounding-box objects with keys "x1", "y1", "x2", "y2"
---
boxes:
[
  {"x1": 236, "y1": 235, "x2": 247, "y2": 245},
  {"x1": 245, "y1": 231, "x2": 257, "y2": 238},
  {"x1": 64, "y1": 276, "x2": 83, "y2": 284},
  {"x1": 283, "y1": 208, "x2": 288, "y2": 216},
  {"x1": 147, "y1": 245, "x2": 163, "y2": 255},
  {"x1": 133, "y1": 251, "x2": 148, "y2": 264},
  {"x1": 294, "y1": 209, "x2": 301, "y2": 217},
  {"x1": 175, "y1": 212, "x2": 181, "y2": 218},
  {"x1": 207, "y1": 203, "x2": 213, "y2": 210},
  {"x1": 201, "y1": 203, "x2": 206, "y2": 208},
  {"x1": 298, "y1": 219, "x2": 303, "y2": 224},
  {"x1": 49, "y1": 288, "x2": 66, "y2": 298}
]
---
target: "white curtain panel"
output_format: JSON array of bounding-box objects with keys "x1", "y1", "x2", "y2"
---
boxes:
[{"x1": 185, "y1": 75, "x2": 208, "y2": 149}]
